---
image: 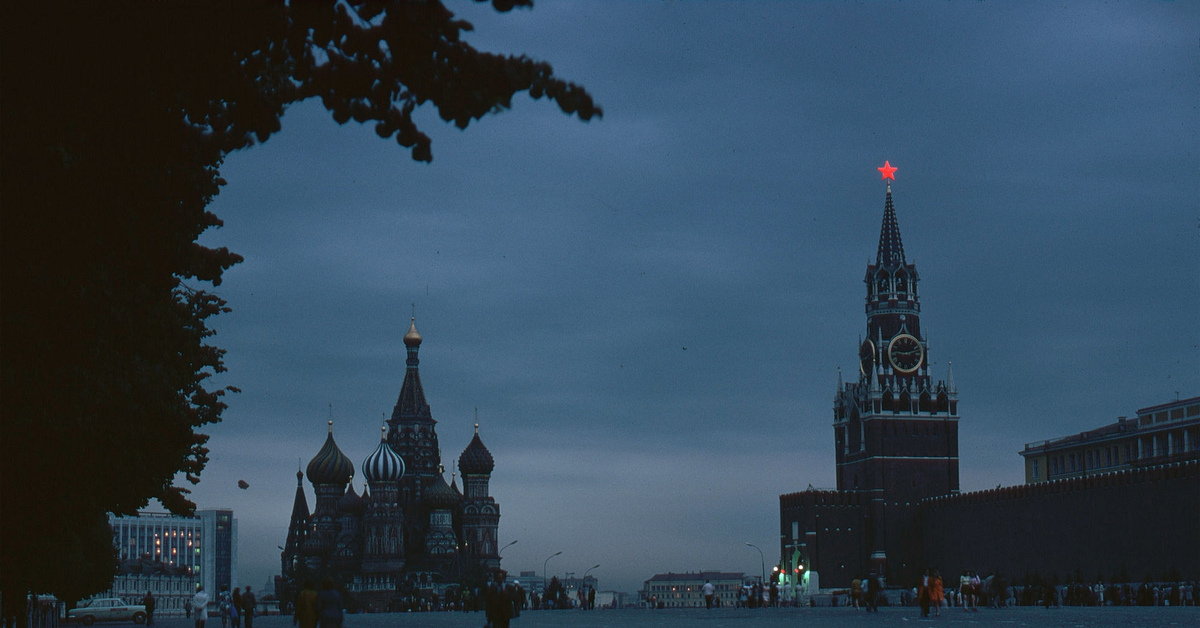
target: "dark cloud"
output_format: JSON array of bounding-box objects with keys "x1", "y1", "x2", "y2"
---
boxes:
[{"x1": 188, "y1": 1, "x2": 1199, "y2": 593}]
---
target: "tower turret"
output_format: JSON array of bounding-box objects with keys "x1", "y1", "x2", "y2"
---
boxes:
[
  {"x1": 281, "y1": 468, "x2": 310, "y2": 577},
  {"x1": 459, "y1": 423, "x2": 501, "y2": 568},
  {"x1": 305, "y1": 421, "x2": 353, "y2": 568},
  {"x1": 362, "y1": 426, "x2": 405, "y2": 574}
]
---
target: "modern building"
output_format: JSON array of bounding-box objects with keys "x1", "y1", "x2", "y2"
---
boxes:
[
  {"x1": 1021, "y1": 396, "x2": 1200, "y2": 483},
  {"x1": 105, "y1": 509, "x2": 237, "y2": 615},
  {"x1": 780, "y1": 174, "x2": 959, "y2": 588},
  {"x1": 280, "y1": 319, "x2": 502, "y2": 611},
  {"x1": 641, "y1": 572, "x2": 745, "y2": 608}
]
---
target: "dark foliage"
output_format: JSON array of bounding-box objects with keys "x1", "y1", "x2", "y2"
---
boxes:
[{"x1": 1, "y1": 0, "x2": 598, "y2": 620}]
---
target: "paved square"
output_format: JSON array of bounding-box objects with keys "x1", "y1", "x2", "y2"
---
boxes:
[{"x1": 152, "y1": 606, "x2": 1199, "y2": 628}]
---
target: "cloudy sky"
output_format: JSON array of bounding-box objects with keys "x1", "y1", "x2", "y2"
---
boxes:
[{"x1": 175, "y1": 1, "x2": 1198, "y2": 594}]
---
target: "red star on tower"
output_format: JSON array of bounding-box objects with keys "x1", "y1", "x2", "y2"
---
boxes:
[{"x1": 878, "y1": 161, "x2": 897, "y2": 180}]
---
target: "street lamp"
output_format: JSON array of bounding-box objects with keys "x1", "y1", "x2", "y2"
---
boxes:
[
  {"x1": 584, "y1": 564, "x2": 600, "y2": 579},
  {"x1": 745, "y1": 542, "x2": 766, "y2": 585},
  {"x1": 500, "y1": 540, "x2": 518, "y2": 555},
  {"x1": 543, "y1": 551, "x2": 562, "y2": 589}
]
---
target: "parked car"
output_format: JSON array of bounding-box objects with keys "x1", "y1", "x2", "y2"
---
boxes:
[{"x1": 68, "y1": 598, "x2": 147, "y2": 625}]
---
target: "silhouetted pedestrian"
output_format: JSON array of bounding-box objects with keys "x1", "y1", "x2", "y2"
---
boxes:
[
  {"x1": 293, "y1": 581, "x2": 318, "y2": 628},
  {"x1": 241, "y1": 586, "x2": 256, "y2": 628},
  {"x1": 316, "y1": 579, "x2": 342, "y2": 628},
  {"x1": 142, "y1": 592, "x2": 155, "y2": 626}
]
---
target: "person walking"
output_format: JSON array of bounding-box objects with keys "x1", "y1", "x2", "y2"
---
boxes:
[
  {"x1": 918, "y1": 570, "x2": 931, "y2": 617},
  {"x1": 293, "y1": 581, "x2": 318, "y2": 628},
  {"x1": 217, "y1": 589, "x2": 230, "y2": 628},
  {"x1": 316, "y1": 579, "x2": 342, "y2": 628},
  {"x1": 702, "y1": 580, "x2": 715, "y2": 609},
  {"x1": 231, "y1": 589, "x2": 243, "y2": 628},
  {"x1": 930, "y1": 571, "x2": 945, "y2": 617},
  {"x1": 485, "y1": 573, "x2": 512, "y2": 628},
  {"x1": 241, "y1": 586, "x2": 256, "y2": 628},
  {"x1": 142, "y1": 592, "x2": 155, "y2": 626},
  {"x1": 865, "y1": 572, "x2": 881, "y2": 612},
  {"x1": 192, "y1": 586, "x2": 210, "y2": 628}
]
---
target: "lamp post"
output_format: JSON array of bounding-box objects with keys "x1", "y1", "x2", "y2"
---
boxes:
[
  {"x1": 745, "y1": 542, "x2": 766, "y2": 585},
  {"x1": 499, "y1": 540, "x2": 518, "y2": 555},
  {"x1": 543, "y1": 551, "x2": 562, "y2": 594},
  {"x1": 584, "y1": 564, "x2": 600, "y2": 579}
]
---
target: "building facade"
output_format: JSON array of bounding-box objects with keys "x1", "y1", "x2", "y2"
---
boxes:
[
  {"x1": 641, "y1": 572, "x2": 745, "y2": 608},
  {"x1": 780, "y1": 177, "x2": 958, "y2": 588},
  {"x1": 106, "y1": 509, "x2": 237, "y2": 615},
  {"x1": 280, "y1": 319, "x2": 502, "y2": 611},
  {"x1": 1021, "y1": 396, "x2": 1200, "y2": 483}
]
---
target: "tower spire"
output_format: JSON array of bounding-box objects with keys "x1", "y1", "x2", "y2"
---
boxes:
[{"x1": 876, "y1": 183, "x2": 907, "y2": 267}]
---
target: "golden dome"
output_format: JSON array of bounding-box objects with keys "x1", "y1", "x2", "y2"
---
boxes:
[{"x1": 403, "y1": 317, "x2": 422, "y2": 347}]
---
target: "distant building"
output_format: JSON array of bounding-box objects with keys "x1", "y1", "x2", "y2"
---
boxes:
[
  {"x1": 105, "y1": 509, "x2": 237, "y2": 615},
  {"x1": 280, "y1": 319, "x2": 503, "y2": 611},
  {"x1": 557, "y1": 573, "x2": 599, "y2": 604},
  {"x1": 641, "y1": 572, "x2": 745, "y2": 608},
  {"x1": 516, "y1": 571, "x2": 544, "y2": 598},
  {"x1": 1021, "y1": 396, "x2": 1200, "y2": 483}
]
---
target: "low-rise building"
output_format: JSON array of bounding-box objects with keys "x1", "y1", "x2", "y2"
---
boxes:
[
  {"x1": 641, "y1": 572, "x2": 745, "y2": 608},
  {"x1": 1021, "y1": 396, "x2": 1200, "y2": 483}
]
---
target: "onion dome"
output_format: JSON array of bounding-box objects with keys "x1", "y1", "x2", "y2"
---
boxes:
[
  {"x1": 338, "y1": 482, "x2": 364, "y2": 514},
  {"x1": 403, "y1": 317, "x2": 422, "y2": 347},
  {"x1": 362, "y1": 426, "x2": 405, "y2": 483},
  {"x1": 425, "y1": 471, "x2": 461, "y2": 511},
  {"x1": 458, "y1": 423, "x2": 494, "y2": 475},
  {"x1": 306, "y1": 421, "x2": 355, "y2": 485}
]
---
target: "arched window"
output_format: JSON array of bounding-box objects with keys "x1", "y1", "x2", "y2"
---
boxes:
[{"x1": 919, "y1": 391, "x2": 932, "y2": 413}]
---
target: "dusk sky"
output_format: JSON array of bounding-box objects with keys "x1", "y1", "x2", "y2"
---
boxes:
[{"x1": 165, "y1": 2, "x2": 1198, "y2": 594}]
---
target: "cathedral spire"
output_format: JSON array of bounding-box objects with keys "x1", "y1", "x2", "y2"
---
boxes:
[
  {"x1": 282, "y1": 467, "x2": 310, "y2": 575},
  {"x1": 392, "y1": 317, "x2": 431, "y2": 421},
  {"x1": 876, "y1": 182, "x2": 907, "y2": 267}
]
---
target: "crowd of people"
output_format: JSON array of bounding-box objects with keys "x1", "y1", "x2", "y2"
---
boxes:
[
  {"x1": 828, "y1": 569, "x2": 1200, "y2": 613},
  {"x1": 187, "y1": 585, "x2": 258, "y2": 628}
]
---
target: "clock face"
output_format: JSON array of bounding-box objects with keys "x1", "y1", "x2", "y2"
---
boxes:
[
  {"x1": 859, "y1": 340, "x2": 875, "y2": 375},
  {"x1": 887, "y1": 333, "x2": 923, "y2": 373}
]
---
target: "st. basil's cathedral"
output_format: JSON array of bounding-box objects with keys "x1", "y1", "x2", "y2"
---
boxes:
[{"x1": 279, "y1": 319, "x2": 501, "y2": 610}]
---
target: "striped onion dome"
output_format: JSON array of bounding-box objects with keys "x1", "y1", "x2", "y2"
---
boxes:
[
  {"x1": 306, "y1": 421, "x2": 355, "y2": 485},
  {"x1": 425, "y1": 471, "x2": 461, "y2": 511},
  {"x1": 362, "y1": 427, "x2": 405, "y2": 483},
  {"x1": 458, "y1": 424, "x2": 494, "y2": 475}
]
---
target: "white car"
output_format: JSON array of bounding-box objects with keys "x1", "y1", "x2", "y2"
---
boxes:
[{"x1": 68, "y1": 598, "x2": 147, "y2": 625}]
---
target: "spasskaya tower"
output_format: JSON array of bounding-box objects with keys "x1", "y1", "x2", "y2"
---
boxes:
[{"x1": 832, "y1": 161, "x2": 960, "y2": 579}]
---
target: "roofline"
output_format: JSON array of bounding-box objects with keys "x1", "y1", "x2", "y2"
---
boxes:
[{"x1": 1136, "y1": 395, "x2": 1200, "y2": 415}]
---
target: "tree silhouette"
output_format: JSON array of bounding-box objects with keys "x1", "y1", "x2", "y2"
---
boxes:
[{"x1": 0, "y1": 1, "x2": 599, "y2": 621}]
